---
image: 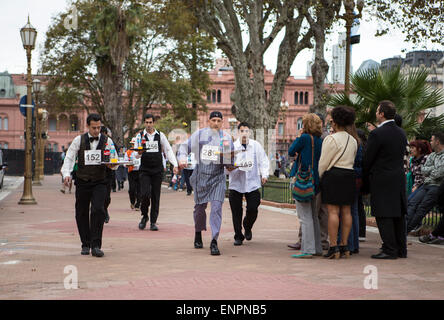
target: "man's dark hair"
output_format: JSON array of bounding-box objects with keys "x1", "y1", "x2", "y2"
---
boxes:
[
  {"x1": 238, "y1": 122, "x2": 250, "y2": 130},
  {"x1": 144, "y1": 113, "x2": 155, "y2": 122},
  {"x1": 87, "y1": 113, "x2": 101, "y2": 125},
  {"x1": 378, "y1": 100, "x2": 396, "y2": 120},
  {"x1": 394, "y1": 114, "x2": 403, "y2": 127},
  {"x1": 100, "y1": 126, "x2": 108, "y2": 134},
  {"x1": 432, "y1": 131, "x2": 444, "y2": 145}
]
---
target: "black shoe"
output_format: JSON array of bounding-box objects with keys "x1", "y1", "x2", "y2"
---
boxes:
[
  {"x1": 371, "y1": 252, "x2": 397, "y2": 259},
  {"x1": 187, "y1": 192, "x2": 192, "y2": 196},
  {"x1": 234, "y1": 239, "x2": 243, "y2": 246},
  {"x1": 194, "y1": 232, "x2": 203, "y2": 249},
  {"x1": 323, "y1": 246, "x2": 340, "y2": 259},
  {"x1": 210, "y1": 239, "x2": 220, "y2": 256},
  {"x1": 134, "y1": 202, "x2": 140, "y2": 209},
  {"x1": 104, "y1": 212, "x2": 110, "y2": 224},
  {"x1": 244, "y1": 229, "x2": 252, "y2": 241},
  {"x1": 91, "y1": 247, "x2": 104, "y2": 257},
  {"x1": 81, "y1": 246, "x2": 90, "y2": 255},
  {"x1": 139, "y1": 216, "x2": 148, "y2": 230},
  {"x1": 398, "y1": 252, "x2": 407, "y2": 258},
  {"x1": 339, "y1": 245, "x2": 350, "y2": 259},
  {"x1": 150, "y1": 223, "x2": 158, "y2": 231},
  {"x1": 112, "y1": 189, "x2": 116, "y2": 192}
]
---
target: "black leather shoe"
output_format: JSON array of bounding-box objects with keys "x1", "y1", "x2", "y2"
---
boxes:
[
  {"x1": 194, "y1": 232, "x2": 203, "y2": 249},
  {"x1": 91, "y1": 247, "x2": 104, "y2": 257},
  {"x1": 150, "y1": 223, "x2": 158, "y2": 231},
  {"x1": 371, "y1": 252, "x2": 397, "y2": 259},
  {"x1": 339, "y1": 245, "x2": 350, "y2": 258},
  {"x1": 81, "y1": 246, "x2": 90, "y2": 255},
  {"x1": 244, "y1": 229, "x2": 252, "y2": 241},
  {"x1": 139, "y1": 216, "x2": 148, "y2": 230},
  {"x1": 398, "y1": 251, "x2": 407, "y2": 258},
  {"x1": 234, "y1": 239, "x2": 243, "y2": 246},
  {"x1": 105, "y1": 212, "x2": 110, "y2": 224},
  {"x1": 210, "y1": 239, "x2": 220, "y2": 255},
  {"x1": 324, "y1": 246, "x2": 340, "y2": 259}
]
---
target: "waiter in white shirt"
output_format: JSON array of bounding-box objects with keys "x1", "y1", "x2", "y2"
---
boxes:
[
  {"x1": 227, "y1": 122, "x2": 270, "y2": 246},
  {"x1": 61, "y1": 114, "x2": 119, "y2": 257},
  {"x1": 133, "y1": 114, "x2": 178, "y2": 231},
  {"x1": 124, "y1": 137, "x2": 141, "y2": 210}
]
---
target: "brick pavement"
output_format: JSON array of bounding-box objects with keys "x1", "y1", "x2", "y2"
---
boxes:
[{"x1": 0, "y1": 175, "x2": 443, "y2": 300}]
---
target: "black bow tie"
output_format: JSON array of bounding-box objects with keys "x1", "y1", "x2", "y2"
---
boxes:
[{"x1": 89, "y1": 136, "x2": 99, "y2": 143}]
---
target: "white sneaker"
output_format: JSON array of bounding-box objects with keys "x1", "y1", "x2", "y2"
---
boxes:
[
  {"x1": 178, "y1": 189, "x2": 183, "y2": 192},
  {"x1": 359, "y1": 237, "x2": 366, "y2": 242},
  {"x1": 168, "y1": 187, "x2": 172, "y2": 190}
]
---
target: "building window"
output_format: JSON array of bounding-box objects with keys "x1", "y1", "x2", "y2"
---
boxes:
[
  {"x1": 3, "y1": 118, "x2": 7, "y2": 130},
  {"x1": 217, "y1": 90, "x2": 221, "y2": 103},
  {"x1": 48, "y1": 116, "x2": 57, "y2": 131},
  {"x1": 211, "y1": 90, "x2": 216, "y2": 103},
  {"x1": 305, "y1": 92, "x2": 309, "y2": 105},
  {"x1": 70, "y1": 115, "x2": 79, "y2": 131},
  {"x1": 294, "y1": 91, "x2": 298, "y2": 105},
  {"x1": 2, "y1": 143, "x2": 8, "y2": 149},
  {"x1": 206, "y1": 93, "x2": 211, "y2": 102},
  {"x1": 53, "y1": 143, "x2": 58, "y2": 152},
  {"x1": 299, "y1": 92, "x2": 304, "y2": 105},
  {"x1": 278, "y1": 123, "x2": 284, "y2": 136},
  {"x1": 297, "y1": 117, "x2": 303, "y2": 130}
]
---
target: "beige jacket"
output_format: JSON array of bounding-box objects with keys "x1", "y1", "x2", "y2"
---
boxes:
[{"x1": 318, "y1": 131, "x2": 357, "y2": 178}]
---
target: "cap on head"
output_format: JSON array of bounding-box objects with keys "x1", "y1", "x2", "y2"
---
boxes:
[{"x1": 209, "y1": 111, "x2": 223, "y2": 120}]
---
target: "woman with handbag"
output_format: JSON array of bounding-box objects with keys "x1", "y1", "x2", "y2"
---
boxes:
[
  {"x1": 319, "y1": 106, "x2": 358, "y2": 259},
  {"x1": 288, "y1": 113, "x2": 323, "y2": 259}
]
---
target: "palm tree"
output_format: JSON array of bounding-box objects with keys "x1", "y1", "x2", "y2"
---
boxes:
[{"x1": 329, "y1": 66, "x2": 444, "y2": 139}]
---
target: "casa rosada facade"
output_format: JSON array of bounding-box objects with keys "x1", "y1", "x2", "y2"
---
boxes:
[{"x1": 0, "y1": 59, "x2": 343, "y2": 153}]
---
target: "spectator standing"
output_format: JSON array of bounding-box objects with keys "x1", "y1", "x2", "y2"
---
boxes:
[
  {"x1": 362, "y1": 101, "x2": 408, "y2": 259},
  {"x1": 319, "y1": 106, "x2": 358, "y2": 259}
]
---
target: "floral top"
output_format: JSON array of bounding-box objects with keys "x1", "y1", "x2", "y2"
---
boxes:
[{"x1": 409, "y1": 155, "x2": 428, "y2": 189}]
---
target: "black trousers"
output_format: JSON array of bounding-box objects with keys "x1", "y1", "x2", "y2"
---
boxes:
[
  {"x1": 139, "y1": 171, "x2": 162, "y2": 223},
  {"x1": 128, "y1": 170, "x2": 141, "y2": 205},
  {"x1": 104, "y1": 180, "x2": 111, "y2": 216},
  {"x1": 358, "y1": 194, "x2": 366, "y2": 238},
  {"x1": 75, "y1": 179, "x2": 107, "y2": 249},
  {"x1": 183, "y1": 169, "x2": 193, "y2": 194},
  {"x1": 432, "y1": 217, "x2": 444, "y2": 237},
  {"x1": 229, "y1": 189, "x2": 261, "y2": 241},
  {"x1": 375, "y1": 215, "x2": 407, "y2": 257}
]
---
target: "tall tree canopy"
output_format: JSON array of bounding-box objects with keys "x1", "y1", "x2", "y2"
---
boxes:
[{"x1": 40, "y1": 0, "x2": 214, "y2": 146}]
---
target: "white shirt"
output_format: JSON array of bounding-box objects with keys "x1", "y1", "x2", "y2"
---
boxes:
[
  {"x1": 133, "y1": 129, "x2": 178, "y2": 167},
  {"x1": 227, "y1": 138, "x2": 270, "y2": 194},
  {"x1": 61, "y1": 133, "x2": 118, "y2": 180},
  {"x1": 378, "y1": 119, "x2": 395, "y2": 128}
]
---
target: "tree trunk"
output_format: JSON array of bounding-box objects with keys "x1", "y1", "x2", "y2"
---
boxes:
[
  {"x1": 98, "y1": 63, "x2": 124, "y2": 148},
  {"x1": 310, "y1": 35, "x2": 329, "y2": 115}
]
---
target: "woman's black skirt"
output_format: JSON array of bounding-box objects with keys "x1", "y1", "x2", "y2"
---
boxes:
[{"x1": 321, "y1": 167, "x2": 356, "y2": 205}]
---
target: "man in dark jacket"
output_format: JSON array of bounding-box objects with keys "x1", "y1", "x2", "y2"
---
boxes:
[{"x1": 362, "y1": 100, "x2": 408, "y2": 259}]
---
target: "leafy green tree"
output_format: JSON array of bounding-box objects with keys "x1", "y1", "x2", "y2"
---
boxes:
[
  {"x1": 40, "y1": 0, "x2": 214, "y2": 147},
  {"x1": 329, "y1": 66, "x2": 444, "y2": 139}
]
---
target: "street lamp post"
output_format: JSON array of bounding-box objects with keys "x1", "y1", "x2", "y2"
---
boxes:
[
  {"x1": 32, "y1": 79, "x2": 42, "y2": 186},
  {"x1": 340, "y1": 0, "x2": 364, "y2": 97},
  {"x1": 18, "y1": 16, "x2": 37, "y2": 205}
]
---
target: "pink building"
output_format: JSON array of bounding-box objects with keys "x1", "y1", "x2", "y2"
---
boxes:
[{"x1": 0, "y1": 60, "x2": 343, "y2": 153}]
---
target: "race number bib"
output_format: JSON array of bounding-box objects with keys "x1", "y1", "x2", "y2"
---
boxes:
[
  {"x1": 145, "y1": 141, "x2": 159, "y2": 152},
  {"x1": 133, "y1": 158, "x2": 141, "y2": 167},
  {"x1": 201, "y1": 144, "x2": 219, "y2": 162},
  {"x1": 84, "y1": 150, "x2": 101, "y2": 165},
  {"x1": 237, "y1": 153, "x2": 254, "y2": 172}
]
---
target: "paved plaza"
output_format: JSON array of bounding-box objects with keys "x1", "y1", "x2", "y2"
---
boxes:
[{"x1": 0, "y1": 175, "x2": 443, "y2": 300}]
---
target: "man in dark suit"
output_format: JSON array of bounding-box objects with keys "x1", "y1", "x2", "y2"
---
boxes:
[{"x1": 362, "y1": 100, "x2": 408, "y2": 259}]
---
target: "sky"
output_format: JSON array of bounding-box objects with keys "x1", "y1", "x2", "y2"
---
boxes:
[{"x1": 1, "y1": 1, "x2": 443, "y2": 80}]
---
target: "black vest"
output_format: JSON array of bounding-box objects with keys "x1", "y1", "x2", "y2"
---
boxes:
[
  {"x1": 76, "y1": 133, "x2": 107, "y2": 182},
  {"x1": 140, "y1": 131, "x2": 163, "y2": 174}
]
